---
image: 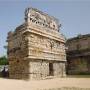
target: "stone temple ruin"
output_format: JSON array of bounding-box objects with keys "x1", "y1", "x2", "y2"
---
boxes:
[{"x1": 7, "y1": 7, "x2": 66, "y2": 80}]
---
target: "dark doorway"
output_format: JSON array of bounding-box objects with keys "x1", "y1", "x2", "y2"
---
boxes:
[{"x1": 49, "y1": 63, "x2": 54, "y2": 76}]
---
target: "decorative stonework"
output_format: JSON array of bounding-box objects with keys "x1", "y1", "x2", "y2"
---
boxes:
[
  {"x1": 7, "y1": 7, "x2": 66, "y2": 80},
  {"x1": 25, "y1": 7, "x2": 60, "y2": 31}
]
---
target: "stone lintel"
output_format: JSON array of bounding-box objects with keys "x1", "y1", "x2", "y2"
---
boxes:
[{"x1": 24, "y1": 56, "x2": 66, "y2": 62}]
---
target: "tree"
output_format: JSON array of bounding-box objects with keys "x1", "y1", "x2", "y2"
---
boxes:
[{"x1": 0, "y1": 56, "x2": 8, "y2": 65}]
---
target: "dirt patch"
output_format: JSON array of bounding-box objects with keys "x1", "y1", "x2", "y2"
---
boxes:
[{"x1": 0, "y1": 78, "x2": 90, "y2": 90}]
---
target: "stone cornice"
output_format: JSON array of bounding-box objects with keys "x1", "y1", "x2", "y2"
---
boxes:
[{"x1": 21, "y1": 23, "x2": 65, "y2": 43}]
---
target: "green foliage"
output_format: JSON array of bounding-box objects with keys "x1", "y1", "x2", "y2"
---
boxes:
[{"x1": 0, "y1": 56, "x2": 8, "y2": 65}]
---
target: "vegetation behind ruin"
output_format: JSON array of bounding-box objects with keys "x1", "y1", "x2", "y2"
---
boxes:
[{"x1": 0, "y1": 56, "x2": 8, "y2": 65}]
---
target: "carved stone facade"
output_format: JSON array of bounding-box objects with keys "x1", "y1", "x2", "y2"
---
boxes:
[
  {"x1": 66, "y1": 34, "x2": 90, "y2": 74},
  {"x1": 7, "y1": 7, "x2": 66, "y2": 80}
]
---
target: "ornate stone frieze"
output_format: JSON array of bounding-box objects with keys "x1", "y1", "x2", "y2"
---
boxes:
[{"x1": 25, "y1": 7, "x2": 61, "y2": 31}]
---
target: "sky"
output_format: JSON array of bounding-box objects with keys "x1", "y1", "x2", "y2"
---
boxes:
[{"x1": 0, "y1": 0, "x2": 90, "y2": 56}]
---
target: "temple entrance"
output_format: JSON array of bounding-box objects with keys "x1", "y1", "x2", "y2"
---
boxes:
[{"x1": 49, "y1": 63, "x2": 54, "y2": 76}]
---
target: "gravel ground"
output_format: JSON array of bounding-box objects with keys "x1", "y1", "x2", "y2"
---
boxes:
[{"x1": 0, "y1": 78, "x2": 90, "y2": 90}]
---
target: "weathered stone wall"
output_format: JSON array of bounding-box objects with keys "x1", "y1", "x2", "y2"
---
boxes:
[
  {"x1": 66, "y1": 34, "x2": 90, "y2": 74},
  {"x1": 30, "y1": 61, "x2": 49, "y2": 80},
  {"x1": 66, "y1": 34, "x2": 90, "y2": 51},
  {"x1": 53, "y1": 62, "x2": 66, "y2": 77},
  {"x1": 9, "y1": 59, "x2": 30, "y2": 79},
  {"x1": 9, "y1": 59, "x2": 66, "y2": 80},
  {"x1": 67, "y1": 56, "x2": 90, "y2": 74},
  {"x1": 26, "y1": 33, "x2": 66, "y2": 61},
  {"x1": 30, "y1": 61, "x2": 66, "y2": 80},
  {"x1": 7, "y1": 7, "x2": 66, "y2": 80}
]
